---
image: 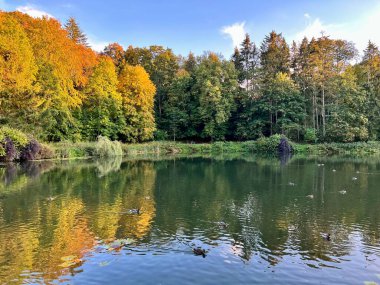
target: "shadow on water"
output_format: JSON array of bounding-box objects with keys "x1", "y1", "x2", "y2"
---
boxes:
[{"x1": 0, "y1": 154, "x2": 380, "y2": 284}]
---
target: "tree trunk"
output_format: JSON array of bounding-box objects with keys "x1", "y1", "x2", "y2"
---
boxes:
[{"x1": 322, "y1": 85, "x2": 326, "y2": 137}]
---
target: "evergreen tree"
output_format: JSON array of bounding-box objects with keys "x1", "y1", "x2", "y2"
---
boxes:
[
  {"x1": 64, "y1": 17, "x2": 88, "y2": 47},
  {"x1": 260, "y1": 31, "x2": 290, "y2": 81}
]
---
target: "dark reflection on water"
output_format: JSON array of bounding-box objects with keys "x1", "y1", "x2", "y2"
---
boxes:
[{"x1": 0, "y1": 155, "x2": 380, "y2": 285}]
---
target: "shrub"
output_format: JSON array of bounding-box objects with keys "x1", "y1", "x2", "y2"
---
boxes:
[
  {"x1": 0, "y1": 126, "x2": 28, "y2": 148},
  {"x1": 95, "y1": 136, "x2": 123, "y2": 157},
  {"x1": 37, "y1": 144, "x2": 55, "y2": 160},
  {"x1": 254, "y1": 134, "x2": 283, "y2": 153},
  {"x1": 4, "y1": 138, "x2": 17, "y2": 161},
  {"x1": 304, "y1": 128, "x2": 317, "y2": 143},
  {"x1": 20, "y1": 139, "x2": 41, "y2": 161}
]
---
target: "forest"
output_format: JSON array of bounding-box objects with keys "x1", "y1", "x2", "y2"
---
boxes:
[{"x1": 0, "y1": 11, "x2": 379, "y2": 144}]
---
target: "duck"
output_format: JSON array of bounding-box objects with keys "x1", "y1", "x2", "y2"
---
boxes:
[
  {"x1": 332, "y1": 169, "x2": 337, "y2": 172},
  {"x1": 339, "y1": 190, "x2": 347, "y2": 195},
  {"x1": 323, "y1": 233, "x2": 331, "y2": 241},
  {"x1": 307, "y1": 195, "x2": 314, "y2": 199},
  {"x1": 352, "y1": 177, "x2": 358, "y2": 181},
  {"x1": 288, "y1": 182, "x2": 295, "y2": 186},
  {"x1": 216, "y1": 221, "x2": 228, "y2": 229},
  {"x1": 128, "y1": 208, "x2": 141, "y2": 215},
  {"x1": 193, "y1": 248, "x2": 206, "y2": 258},
  {"x1": 46, "y1": 196, "x2": 57, "y2": 202}
]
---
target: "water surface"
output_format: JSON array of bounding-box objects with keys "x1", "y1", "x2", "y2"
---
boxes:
[{"x1": 0, "y1": 155, "x2": 380, "y2": 284}]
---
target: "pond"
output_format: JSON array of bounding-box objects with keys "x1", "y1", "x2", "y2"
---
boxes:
[{"x1": 0, "y1": 155, "x2": 380, "y2": 285}]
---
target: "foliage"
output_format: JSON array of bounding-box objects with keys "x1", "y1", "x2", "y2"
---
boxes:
[
  {"x1": 253, "y1": 134, "x2": 283, "y2": 153},
  {"x1": 80, "y1": 57, "x2": 125, "y2": 141},
  {"x1": 0, "y1": 126, "x2": 28, "y2": 147},
  {"x1": 95, "y1": 136, "x2": 123, "y2": 157},
  {"x1": 304, "y1": 128, "x2": 317, "y2": 143},
  {"x1": 20, "y1": 139, "x2": 41, "y2": 161},
  {"x1": 0, "y1": 127, "x2": 47, "y2": 161},
  {"x1": 0, "y1": 10, "x2": 380, "y2": 146},
  {"x1": 193, "y1": 53, "x2": 239, "y2": 141},
  {"x1": 117, "y1": 64, "x2": 156, "y2": 142}
]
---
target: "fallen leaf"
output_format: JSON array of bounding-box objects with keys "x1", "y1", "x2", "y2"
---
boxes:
[{"x1": 99, "y1": 261, "x2": 110, "y2": 267}]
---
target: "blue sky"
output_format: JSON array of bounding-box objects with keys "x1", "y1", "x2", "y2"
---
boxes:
[{"x1": 1, "y1": 0, "x2": 380, "y2": 57}]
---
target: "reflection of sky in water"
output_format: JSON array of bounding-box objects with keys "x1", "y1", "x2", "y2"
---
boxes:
[{"x1": 0, "y1": 156, "x2": 380, "y2": 285}]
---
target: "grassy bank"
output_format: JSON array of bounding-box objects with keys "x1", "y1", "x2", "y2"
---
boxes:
[{"x1": 48, "y1": 138, "x2": 380, "y2": 160}]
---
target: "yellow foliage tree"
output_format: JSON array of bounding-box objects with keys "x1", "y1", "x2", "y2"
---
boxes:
[
  {"x1": 0, "y1": 12, "x2": 38, "y2": 120},
  {"x1": 117, "y1": 64, "x2": 156, "y2": 142}
]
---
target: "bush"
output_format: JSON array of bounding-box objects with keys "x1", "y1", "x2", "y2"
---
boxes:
[
  {"x1": 95, "y1": 136, "x2": 123, "y2": 158},
  {"x1": 304, "y1": 128, "x2": 317, "y2": 143},
  {"x1": 254, "y1": 134, "x2": 283, "y2": 153},
  {"x1": 37, "y1": 144, "x2": 55, "y2": 160},
  {"x1": 0, "y1": 127, "x2": 30, "y2": 161},
  {"x1": 20, "y1": 139, "x2": 41, "y2": 161},
  {"x1": 0, "y1": 126, "x2": 28, "y2": 148}
]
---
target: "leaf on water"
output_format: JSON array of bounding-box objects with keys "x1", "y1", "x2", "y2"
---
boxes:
[
  {"x1": 99, "y1": 261, "x2": 110, "y2": 267},
  {"x1": 364, "y1": 282, "x2": 379, "y2": 285},
  {"x1": 59, "y1": 256, "x2": 82, "y2": 268},
  {"x1": 376, "y1": 275, "x2": 380, "y2": 280}
]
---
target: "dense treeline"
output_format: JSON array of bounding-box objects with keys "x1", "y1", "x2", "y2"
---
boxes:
[{"x1": 0, "y1": 11, "x2": 379, "y2": 143}]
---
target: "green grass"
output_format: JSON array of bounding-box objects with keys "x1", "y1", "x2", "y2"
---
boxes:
[{"x1": 39, "y1": 139, "x2": 380, "y2": 160}]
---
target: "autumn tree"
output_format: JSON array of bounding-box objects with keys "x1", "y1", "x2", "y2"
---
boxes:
[
  {"x1": 124, "y1": 46, "x2": 179, "y2": 128},
  {"x1": 11, "y1": 12, "x2": 97, "y2": 140},
  {"x1": 103, "y1": 43, "x2": 126, "y2": 72},
  {"x1": 80, "y1": 57, "x2": 125, "y2": 140},
  {"x1": 0, "y1": 12, "x2": 38, "y2": 125},
  {"x1": 117, "y1": 64, "x2": 156, "y2": 142}
]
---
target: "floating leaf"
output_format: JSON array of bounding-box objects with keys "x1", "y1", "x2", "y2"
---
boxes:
[
  {"x1": 364, "y1": 282, "x2": 379, "y2": 285},
  {"x1": 59, "y1": 256, "x2": 82, "y2": 268},
  {"x1": 99, "y1": 261, "x2": 110, "y2": 267}
]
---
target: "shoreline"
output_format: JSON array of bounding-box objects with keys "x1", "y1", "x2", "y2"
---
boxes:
[{"x1": 47, "y1": 140, "x2": 380, "y2": 160}]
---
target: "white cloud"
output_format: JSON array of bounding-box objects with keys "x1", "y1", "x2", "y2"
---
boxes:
[
  {"x1": 87, "y1": 37, "x2": 109, "y2": 52},
  {"x1": 304, "y1": 13, "x2": 310, "y2": 19},
  {"x1": 16, "y1": 5, "x2": 54, "y2": 18},
  {"x1": 221, "y1": 22, "x2": 247, "y2": 50},
  {"x1": 292, "y1": 6, "x2": 380, "y2": 54}
]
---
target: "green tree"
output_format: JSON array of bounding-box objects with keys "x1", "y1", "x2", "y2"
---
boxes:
[
  {"x1": 260, "y1": 31, "x2": 290, "y2": 81},
  {"x1": 81, "y1": 57, "x2": 125, "y2": 140},
  {"x1": 232, "y1": 34, "x2": 262, "y2": 140},
  {"x1": 193, "y1": 53, "x2": 238, "y2": 141},
  {"x1": 357, "y1": 41, "x2": 380, "y2": 139},
  {"x1": 161, "y1": 70, "x2": 194, "y2": 141},
  {"x1": 261, "y1": 73, "x2": 305, "y2": 140},
  {"x1": 326, "y1": 68, "x2": 368, "y2": 142}
]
